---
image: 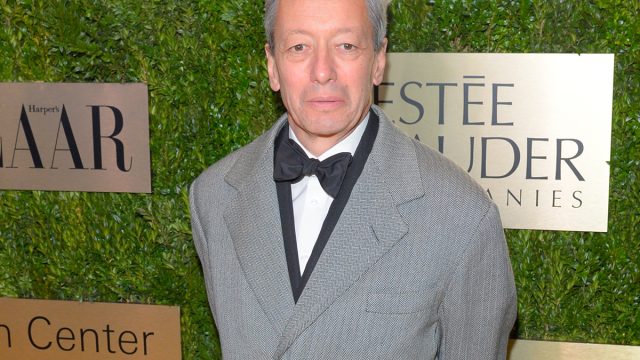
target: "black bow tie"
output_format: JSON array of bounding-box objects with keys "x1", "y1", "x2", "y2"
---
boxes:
[{"x1": 274, "y1": 138, "x2": 352, "y2": 198}]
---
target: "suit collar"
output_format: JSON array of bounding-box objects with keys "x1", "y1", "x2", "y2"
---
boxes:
[
  {"x1": 223, "y1": 113, "x2": 294, "y2": 335},
  {"x1": 222, "y1": 106, "x2": 425, "y2": 357},
  {"x1": 225, "y1": 106, "x2": 425, "y2": 204},
  {"x1": 274, "y1": 105, "x2": 425, "y2": 357},
  {"x1": 367, "y1": 104, "x2": 425, "y2": 205}
]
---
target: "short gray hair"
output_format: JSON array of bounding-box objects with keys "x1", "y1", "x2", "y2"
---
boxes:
[{"x1": 264, "y1": 0, "x2": 390, "y2": 53}]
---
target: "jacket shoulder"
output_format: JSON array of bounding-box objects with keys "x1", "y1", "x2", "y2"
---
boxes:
[
  {"x1": 191, "y1": 129, "x2": 270, "y2": 193},
  {"x1": 191, "y1": 148, "x2": 240, "y2": 198},
  {"x1": 411, "y1": 138, "x2": 494, "y2": 215}
]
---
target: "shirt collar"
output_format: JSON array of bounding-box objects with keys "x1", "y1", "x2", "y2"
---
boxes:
[{"x1": 289, "y1": 112, "x2": 370, "y2": 161}]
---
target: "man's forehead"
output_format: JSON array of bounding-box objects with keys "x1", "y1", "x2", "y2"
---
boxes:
[
  {"x1": 277, "y1": 0, "x2": 367, "y2": 8},
  {"x1": 273, "y1": 0, "x2": 371, "y2": 35},
  {"x1": 281, "y1": 27, "x2": 365, "y2": 38}
]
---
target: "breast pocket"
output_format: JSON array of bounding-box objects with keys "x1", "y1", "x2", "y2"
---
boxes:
[{"x1": 365, "y1": 287, "x2": 438, "y2": 315}]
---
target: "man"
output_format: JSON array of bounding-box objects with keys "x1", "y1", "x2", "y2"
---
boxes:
[{"x1": 190, "y1": 0, "x2": 517, "y2": 358}]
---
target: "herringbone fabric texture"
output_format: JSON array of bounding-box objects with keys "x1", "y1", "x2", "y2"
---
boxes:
[{"x1": 190, "y1": 105, "x2": 516, "y2": 359}]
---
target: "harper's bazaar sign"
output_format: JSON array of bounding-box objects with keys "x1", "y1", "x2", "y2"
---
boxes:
[
  {"x1": 0, "y1": 83, "x2": 150, "y2": 193},
  {"x1": 376, "y1": 53, "x2": 613, "y2": 232}
]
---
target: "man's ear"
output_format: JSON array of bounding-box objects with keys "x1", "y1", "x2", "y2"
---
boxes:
[
  {"x1": 372, "y1": 38, "x2": 388, "y2": 86},
  {"x1": 265, "y1": 44, "x2": 280, "y2": 91}
]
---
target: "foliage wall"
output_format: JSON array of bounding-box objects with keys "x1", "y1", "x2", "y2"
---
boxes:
[{"x1": 1, "y1": 1, "x2": 638, "y2": 358}]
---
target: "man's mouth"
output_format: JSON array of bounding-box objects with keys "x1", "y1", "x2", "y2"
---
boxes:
[{"x1": 307, "y1": 97, "x2": 344, "y2": 110}]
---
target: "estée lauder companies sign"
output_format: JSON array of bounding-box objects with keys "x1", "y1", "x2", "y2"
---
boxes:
[
  {"x1": 0, "y1": 83, "x2": 150, "y2": 193},
  {"x1": 376, "y1": 54, "x2": 613, "y2": 232}
]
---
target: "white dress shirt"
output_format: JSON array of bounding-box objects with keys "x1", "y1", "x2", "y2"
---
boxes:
[{"x1": 289, "y1": 114, "x2": 370, "y2": 274}]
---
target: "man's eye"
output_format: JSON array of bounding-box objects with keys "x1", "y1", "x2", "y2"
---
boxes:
[
  {"x1": 291, "y1": 44, "x2": 305, "y2": 52},
  {"x1": 340, "y1": 43, "x2": 355, "y2": 51}
]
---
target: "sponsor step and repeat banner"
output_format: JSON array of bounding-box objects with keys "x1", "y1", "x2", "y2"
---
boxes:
[
  {"x1": 0, "y1": 83, "x2": 175, "y2": 359},
  {"x1": 0, "y1": 53, "x2": 617, "y2": 358},
  {"x1": 376, "y1": 53, "x2": 613, "y2": 232}
]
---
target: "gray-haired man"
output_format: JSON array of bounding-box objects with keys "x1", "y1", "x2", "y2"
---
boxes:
[{"x1": 190, "y1": 0, "x2": 517, "y2": 358}]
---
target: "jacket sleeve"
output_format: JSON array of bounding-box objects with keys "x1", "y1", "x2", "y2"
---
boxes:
[{"x1": 438, "y1": 203, "x2": 517, "y2": 359}]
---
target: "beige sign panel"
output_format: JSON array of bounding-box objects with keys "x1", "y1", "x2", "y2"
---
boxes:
[
  {"x1": 0, "y1": 297, "x2": 181, "y2": 360},
  {"x1": 0, "y1": 83, "x2": 150, "y2": 193},
  {"x1": 508, "y1": 339, "x2": 640, "y2": 360},
  {"x1": 377, "y1": 53, "x2": 613, "y2": 232}
]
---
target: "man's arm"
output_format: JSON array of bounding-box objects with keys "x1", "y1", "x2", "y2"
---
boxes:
[{"x1": 438, "y1": 203, "x2": 517, "y2": 359}]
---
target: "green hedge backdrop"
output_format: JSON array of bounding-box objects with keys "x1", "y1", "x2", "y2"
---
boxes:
[{"x1": 1, "y1": 1, "x2": 638, "y2": 358}]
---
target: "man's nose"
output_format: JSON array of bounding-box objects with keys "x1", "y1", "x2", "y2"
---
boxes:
[{"x1": 310, "y1": 46, "x2": 336, "y2": 84}]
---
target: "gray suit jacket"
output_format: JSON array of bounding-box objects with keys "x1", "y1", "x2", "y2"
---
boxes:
[{"x1": 190, "y1": 105, "x2": 517, "y2": 359}]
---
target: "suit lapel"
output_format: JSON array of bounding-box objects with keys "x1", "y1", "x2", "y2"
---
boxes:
[
  {"x1": 275, "y1": 106, "x2": 425, "y2": 357},
  {"x1": 223, "y1": 115, "x2": 295, "y2": 335}
]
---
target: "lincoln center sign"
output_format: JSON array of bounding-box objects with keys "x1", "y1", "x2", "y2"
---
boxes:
[
  {"x1": 376, "y1": 53, "x2": 613, "y2": 232},
  {"x1": 0, "y1": 297, "x2": 180, "y2": 360},
  {"x1": 0, "y1": 83, "x2": 150, "y2": 193}
]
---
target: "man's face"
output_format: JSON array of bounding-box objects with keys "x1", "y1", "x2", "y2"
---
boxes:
[{"x1": 266, "y1": 0, "x2": 387, "y2": 152}]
